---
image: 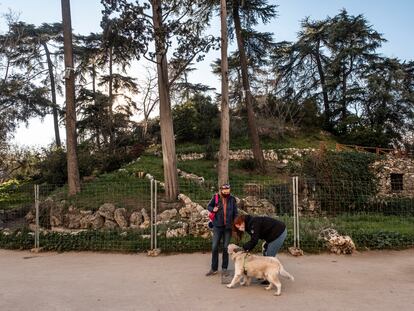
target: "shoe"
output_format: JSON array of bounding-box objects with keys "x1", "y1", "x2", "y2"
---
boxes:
[
  {"x1": 261, "y1": 280, "x2": 270, "y2": 285},
  {"x1": 222, "y1": 269, "x2": 229, "y2": 277},
  {"x1": 205, "y1": 269, "x2": 218, "y2": 276}
]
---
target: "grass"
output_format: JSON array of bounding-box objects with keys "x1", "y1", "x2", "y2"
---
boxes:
[
  {"x1": 0, "y1": 183, "x2": 33, "y2": 211},
  {"x1": 174, "y1": 131, "x2": 338, "y2": 154},
  {"x1": 2, "y1": 213, "x2": 413, "y2": 253}
]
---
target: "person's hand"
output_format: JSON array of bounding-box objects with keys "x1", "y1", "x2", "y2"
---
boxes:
[{"x1": 213, "y1": 206, "x2": 219, "y2": 212}]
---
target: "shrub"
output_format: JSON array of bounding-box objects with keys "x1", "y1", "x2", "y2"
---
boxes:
[
  {"x1": 301, "y1": 151, "x2": 379, "y2": 214},
  {"x1": 264, "y1": 184, "x2": 292, "y2": 215}
]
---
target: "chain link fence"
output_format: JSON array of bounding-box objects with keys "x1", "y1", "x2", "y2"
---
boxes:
[{"x1": 1, "y1": 175, "x2": 413, "y2": 253}]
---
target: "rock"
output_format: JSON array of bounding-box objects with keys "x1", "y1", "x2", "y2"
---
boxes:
[
  {"x1": 166, "y1": 223, "x2": 188, "y2": 238},
  {"x1": 147, "y1": 248, "x2": 161, "y2": 257},
  {"x1": 140, "y1": 208, "x2": 150, "y2": 229},
  {"x1": 98, "y1": 203, "x2": 116, "y2": 220},
  {"x1": 50, "y1": 204, "x2": 64, "y2": 227},
  {"x1": 25, "y1": 210, "x2": 35, "y2": 223},
  {"x1": 318, "y1": 228, "x2": 356, "y2": 254},
  {"x1": 129, "y1": 211, "x2": 143, "y2": 228},
  {"x1": 242, "y1": 196, "x2": 276, "y2": 216},
  {"x1": 288, "y1": 247, "x2": 304, "y2": 256},
  {"x1": 114, "y1": 208, "x2": 128, "y2": 229},
  {"x1": 79, "y1": 210, "x2": 94, "y2": 229},
  {"x1": 243, "y1": 183, "x2": 262, "y2": 196},
  {"x1": 90, "y1": 213, "x2": 105, "y2": 229},
  {"x1": 157, "y1": 208, "x2": 177, "y2": 222},
  {"x1": 64, "y1": 206, "x2": 82, "y2": 229},
  {"x1": 104, "y1": 219, "x2": 118, "y2": 229}
]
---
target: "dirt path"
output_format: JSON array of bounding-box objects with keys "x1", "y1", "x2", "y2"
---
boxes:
[{"x1": 0, "y1": 249, "x2": 413, "y2": 311}]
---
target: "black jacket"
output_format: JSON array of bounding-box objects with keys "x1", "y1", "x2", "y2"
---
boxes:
[
  {"x1": 242, "y1": 215, "x2": 286, "y2": 251},
  {"x1": 207, "y1": 194, "x2": 238, "y2": 229}
]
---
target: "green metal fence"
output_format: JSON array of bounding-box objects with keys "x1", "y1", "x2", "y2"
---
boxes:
[{"x1": 1, "y1": 176, "x2": 413, "y2": 253}]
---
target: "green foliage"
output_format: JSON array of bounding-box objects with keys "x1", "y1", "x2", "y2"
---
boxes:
[
  {"x1": 172, "y1": 95, "x2": 220, "y2": 143},
  {"x1": 0, "y1": 180, "x2": 33, "y2": 210},
  {"x1": 301, "y1": 151, "x2": 379, "y2": 213},
  {"x1": 264, "y1": 184, "x2": 292, "y2": 215}
]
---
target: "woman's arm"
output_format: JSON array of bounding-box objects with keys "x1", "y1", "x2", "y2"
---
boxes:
[{"x1": 242, "y1": 222, "x2": 259, "y2": 251}]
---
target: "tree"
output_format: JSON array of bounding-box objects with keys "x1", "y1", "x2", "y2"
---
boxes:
[
  {"x1": 218, "y1": 0, "x2": 230, "y2": 187},
  {"x1": 271, "y1": 10, "x2": 386, "y2": 135},
  {"x1": 0, "y1": 12, "x2": 50, "y2": 145},
  {"x1": 61, "y1": 0, "x2": 80, "y2": 195},
  {"x1": 6, "y1": 22, "x2": 64, "y2": 147},
  {"x1": 102, "y1": 0, "x2": 216, "y2": 200}
]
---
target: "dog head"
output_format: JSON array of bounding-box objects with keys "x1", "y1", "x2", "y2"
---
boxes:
[{"x1": 228, "y1": 243, "x2": 245, "y2": 260}]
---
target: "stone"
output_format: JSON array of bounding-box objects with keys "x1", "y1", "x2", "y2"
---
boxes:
[
  {"x1": 157, "y1": 208, "x2": 177, "y2": 222},
  {"x1": 166, "y1": 223, "x2": 188, "y2": 238},
  {"x1": 104, "y1": 219, "x2": 118, "y2": 229},
  {"x1": 129, "y1": 211, "x2": 143, "y2": 229},
  {"x1": 243, "y1": 183, "x2": 262, "y2": 196},
  {"x1": 50, "y1": 204, "x2": 64, "y2": 227},
  {"x1": 114, "y1": 208, "x2": 128, "y2": 229},
  {"x1": 98, "y1": 203, "x2": 116, "y2": 220},
  {"x1": 79, "y1": 210, "x2": 94, "y2": 229},
  {"x1": 64, "y1": 206, "x2": 82, "y2": 229},
  {"x1": 90, "y1": 213, "x2": 105, "y2": 229}
]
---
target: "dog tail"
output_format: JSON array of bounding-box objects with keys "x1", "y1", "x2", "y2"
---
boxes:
[{"x1": 280, "y1": 265, "x2": 294, "y2": 281}]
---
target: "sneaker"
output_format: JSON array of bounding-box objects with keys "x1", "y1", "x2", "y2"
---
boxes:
[
  {"x1": 205, "y1": 269, "x2": 218, "y2": 276},
  {"x1": 221, "y1": 269, "x2": 229, "y2": 277}
]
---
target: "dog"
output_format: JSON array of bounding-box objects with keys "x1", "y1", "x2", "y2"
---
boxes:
[{"x1": 227, "y1": 243, "x2": 294, "y2": 296}]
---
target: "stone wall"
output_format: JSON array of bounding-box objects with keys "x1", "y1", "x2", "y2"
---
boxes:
[
  {"x1": 371, "y1": 156, "x2": 414, "y2": 198},
  {"x1": 176, "y1": 148, "x2": 316, "y2": 162}
]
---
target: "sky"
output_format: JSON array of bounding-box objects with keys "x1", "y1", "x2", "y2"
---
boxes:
[{"x1": 1, "y1": 0, "x2": 414, "y2": 148}]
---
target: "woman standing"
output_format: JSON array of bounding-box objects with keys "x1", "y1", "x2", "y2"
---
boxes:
[
  {"x1": 205, "y1": 184, "x2": 238, "y2": 276},
  {"x1": 232, "y1": 215, "x2": 287, "y2": 257}
]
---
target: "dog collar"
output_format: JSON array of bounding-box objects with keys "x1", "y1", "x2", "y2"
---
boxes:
[{"x1": 243, "y1": 253, "x2": 250, "y2": 275}]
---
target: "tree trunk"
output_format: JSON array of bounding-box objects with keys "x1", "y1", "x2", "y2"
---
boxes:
[
  {"x1": 92, "y1": 62, "x2": 101, "y2": 150},
  {"x1": 314, "y1": 40, "x2": 331, "y2": 131},
  {"x1": 43, "y1": 42, "x2": 61, "y2": 148},
  {"x1": 232, "y1": 0, "x2": 265, "y2": 171},
  {"x1": 61, "y1": 0, "x2": 80, "y2": 195},
  {"x1": 108, "y1": 46, "x2": 114, "y2": 149},
  {"x1": 218, "y1": 0, "x2": 230, "y2": 187},
  {"x1": 151, "y1": 0, "x2": 179, "y2": 201}
]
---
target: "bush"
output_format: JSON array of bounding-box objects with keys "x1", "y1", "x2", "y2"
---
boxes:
[
  {"x1": 264, "y1": 184, "x2": 292, "y2": 215},
  {"x1": 173, "y1": 94, "x2": 220, "y2": 143},
  {"x1": 301, "y1": 151, "x2": 379, "y2": 214}
]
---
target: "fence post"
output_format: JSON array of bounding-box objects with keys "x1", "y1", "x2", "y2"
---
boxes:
[
  {"x1": 154, "y1": 180, "x2": 157, "y2": 250},
  {"x1": 150, "y1": 179, "x2": 154, "y2": 250},
  {"x1": 295, "y1": 176, "x2": 300, "y2": 249},
  {"x1": 34, "y1": 184, "x2": 40, "y2": 249},
  {"x1": 292, "y1": 176, "x2": 301, "y2": 250},
  {"x1": 292, "y1": 177, "x2": 297, "y2": 248}
]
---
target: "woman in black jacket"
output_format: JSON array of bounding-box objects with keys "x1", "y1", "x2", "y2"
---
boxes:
[{"x1": 232, "y1": 214, "x2": 287, "y2": 257}]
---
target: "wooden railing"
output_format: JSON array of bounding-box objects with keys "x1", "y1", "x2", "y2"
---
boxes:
[{"x1": 335, "y1": 143, "x2": 412, "y2": 158}]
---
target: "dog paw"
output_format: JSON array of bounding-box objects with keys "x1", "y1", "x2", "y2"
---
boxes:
[
  {"x1": 274, "y1": 292, "x2": 281, "y2": 296},
  {"x1": 226, "y1": 284, "x2": 233, "y2": 288},
  {"x1": 265, "y1": 286, "x2": 272, "y2": 291}
]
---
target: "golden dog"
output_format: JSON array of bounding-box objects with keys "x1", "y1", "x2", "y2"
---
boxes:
[{"x1": 227, "y1": 243, "x2": 294, "y2": 296}]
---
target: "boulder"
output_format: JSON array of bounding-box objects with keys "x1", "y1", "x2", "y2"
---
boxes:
[
  {"x1": 129, "y1": 211, "x2": 143, "y2": 229},
  {"x1": 114, "y1": 208, "x2": 128, "y2": 229},
  {"x1": 90, "y1": 213, "x2": 105, "y2": 229},
  {"x1": 64, "y1": 206, "x2": 82, "y2": 229},
  {"x1": 50, "y1": 204, "x2": 64, "y2": 227},
  {"x1": 104, "y1": 219, "x2": 118, "y2": 229},
  {"x1": 157, "y1": 208, "x2": 177, "y2": 223},
  {"x1": 98, "y1": 203, "x2": 116, "y2": 220},
  {"x1": 79, "y1": 210, "x2": 94, "y2": 229}
]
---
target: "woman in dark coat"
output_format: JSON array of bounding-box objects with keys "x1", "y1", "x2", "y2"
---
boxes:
[{"x1": 232, "y1": 214, "x2": 287, "y2": 256}]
